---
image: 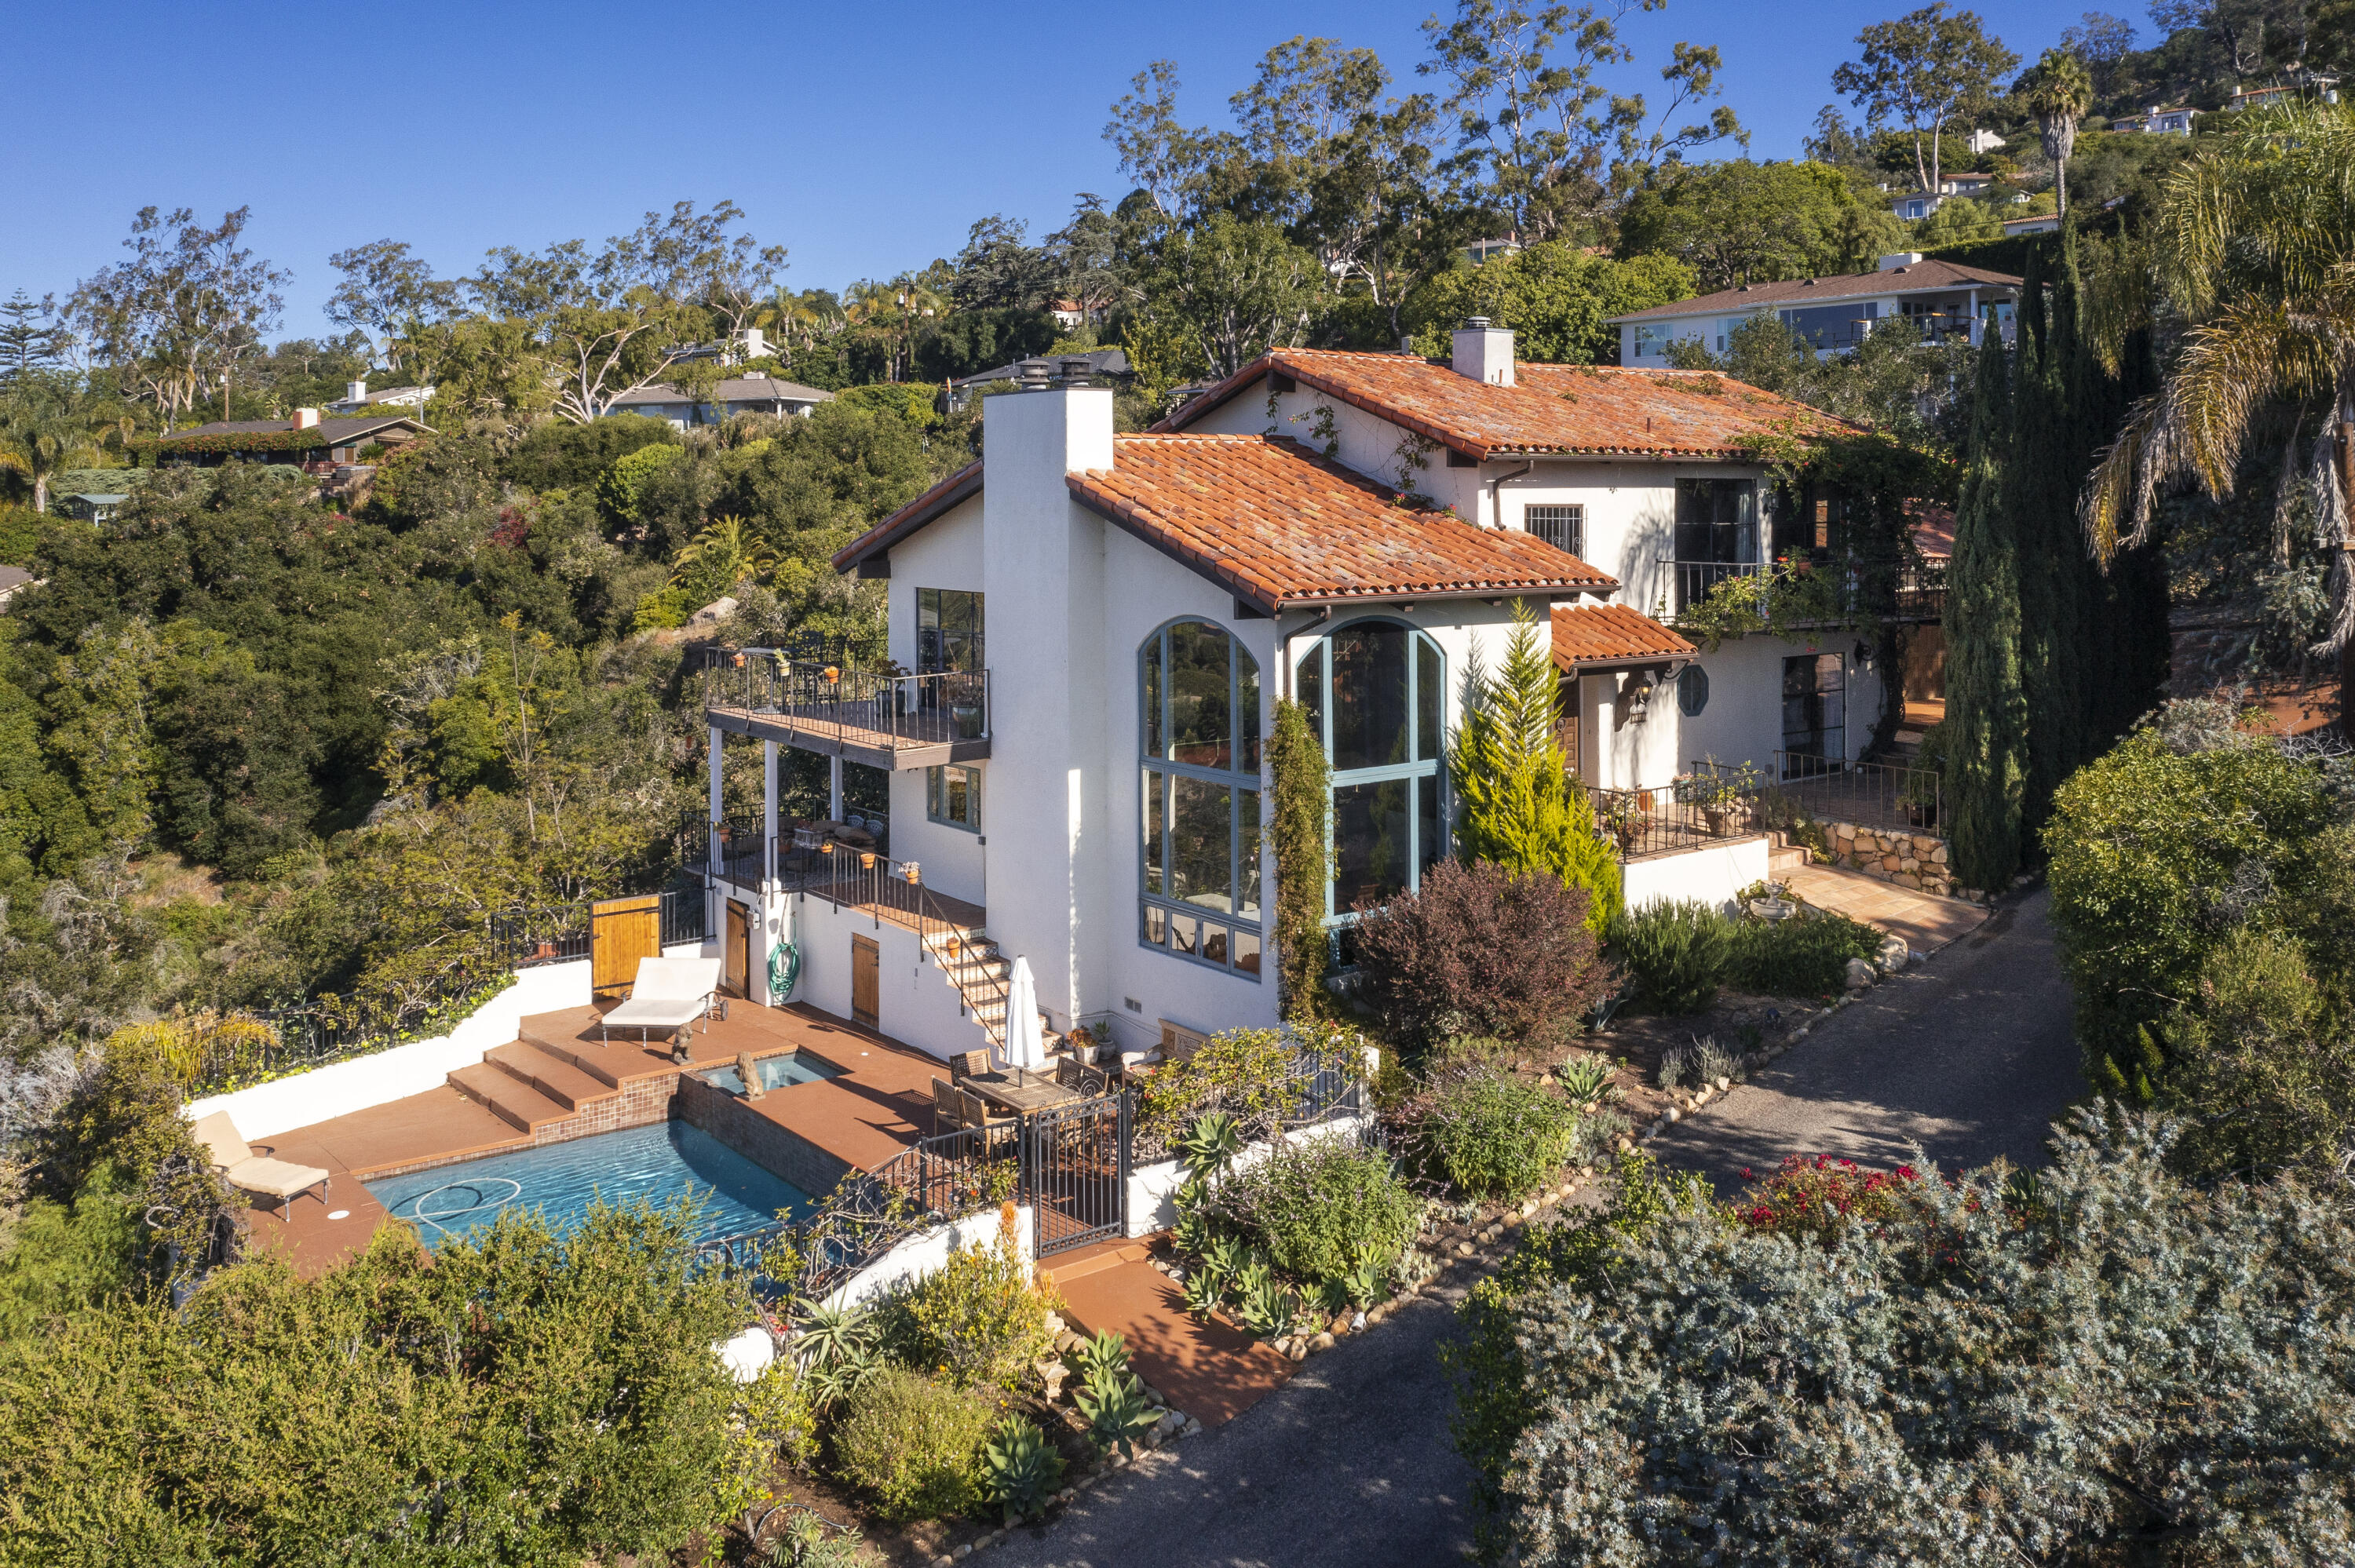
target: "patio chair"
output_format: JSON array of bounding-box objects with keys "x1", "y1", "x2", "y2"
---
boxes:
[
  {"x1": 958, "y1": 1087, "x2": 1019, "y2": 1153},
  {"x1": 930, "y1": 1075, "x2": 962, "y2": 1136},
  {"x1": 601, "y1": 956, "x2": 725, "y2": 1049},
  {"x1": 190, "y1": 1112, "x2": 332, "y2": 1216},
  {"x1": 949, "y1": 1048, "x2": 991, "y2": 1082}
]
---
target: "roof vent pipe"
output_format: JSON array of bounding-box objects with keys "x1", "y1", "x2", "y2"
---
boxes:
[
  {"x1": 1018, "y1": 358, "x2": 1052, "y2": 391},
  {"x1": 1059, "y1": 356, "x2": 1094, "y2": 388}
]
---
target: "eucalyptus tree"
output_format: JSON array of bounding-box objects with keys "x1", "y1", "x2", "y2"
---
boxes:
[
  {"x1": 1833, "y1": 3, "x2": 2019, "y2": 199},
  {"x1": 68, "y1": 206, "x2": 288, "y2": 431}
]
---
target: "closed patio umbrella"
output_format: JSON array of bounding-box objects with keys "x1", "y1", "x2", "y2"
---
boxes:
[{"x1": 1005, "y1": 955, "x2": 1046, "y2": 1073}]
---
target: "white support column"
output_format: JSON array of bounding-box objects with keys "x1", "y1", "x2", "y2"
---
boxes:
[
  {"x1": 828, "y1": 753, "x2": 844, "y2": 822},
  {"x1": 707, "y1": 726, "x2": 724, "y2": 865},
  {"x1": 761, "y1": 741, "x2": 781, "y2": 1007}
]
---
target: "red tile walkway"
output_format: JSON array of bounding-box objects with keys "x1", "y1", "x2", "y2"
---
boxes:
[{"x1": 1044, "y1": 1238, "x2": 1297, "y2": 1429}]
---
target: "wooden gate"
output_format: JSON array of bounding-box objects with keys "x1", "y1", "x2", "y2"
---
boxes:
[
  {"x1": 850, "y1": 935, "x2": 879, "y2": 1029},
  {"x1": 725, "y1": 900, "x2": 751, "y2": 997},
  {"x1": 1021, "y1": 1092, "x2": 1130, "y2": 1257},
  {"x1": 590, "y1": 895, "x2": 662, "y2": 999}
]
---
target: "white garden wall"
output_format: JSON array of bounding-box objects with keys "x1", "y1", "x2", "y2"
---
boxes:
[
  {"x1": 1620, "y1": 835, "x2": 1773, "y2": 914},
  {"x1": 1123, "y1": 1114, "x2": 1375, "y2": 1238},
  {"x1": 183, "y1": 940, "x2": 712, "y2": 1140},
  {"x1": 825, "y1": 1202, "x2": 1036, "y2": 1311}
]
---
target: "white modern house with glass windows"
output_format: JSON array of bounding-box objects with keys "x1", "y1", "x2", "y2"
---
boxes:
[
  {"x1": 1608, "y1": 255, "x2": 2021, "y2": 362},
  {"x1": 699, "y1": 329, "x2": 1915, "y2": 1062}
]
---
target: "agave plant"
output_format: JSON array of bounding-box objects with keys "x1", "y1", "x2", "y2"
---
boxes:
[
  {"x1": 1237, "y1": 1271, "x2": 1298, "y2": 1340},
  {"x1": 1310, "y1": 1274, "x2": 1353, "y2": 1318},
  {"x1": 982, "y1": 1415, "x2": 1066, "y2": 1524},
  {"x1": 1069, "y1": 1329, "x2": 1130, "y2": 1390},
  {"x1": 1342, "y1": 1253, "x2": 1387, "y2": 1311},
  {"x1": 1180, "y1": 1267, "x2": 1224, "y2": 1320},
  {"x1": 790, "y1": 1299, "x2": 877, "y2": 1375},
  {"x1": 1203, "y1": 1233, "x2": 1250, "y2": 1288},
  {"x1": 1177, "y1": 1111, "x2": 1243, "y2": 1183},
  {"x1": 1078, "y1": 1370, "x2": 1161, "y2": 1460},
  {"x1": 1556, "y1": 1054, "x2": 1615, "y2": 1106},
  {"x1": 1173, "y1": 1203, "x2": 1214, "y2": 1260}
]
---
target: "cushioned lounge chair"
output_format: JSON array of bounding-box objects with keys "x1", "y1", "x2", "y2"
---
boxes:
[
  {"x1": 601, "y1": 956, "x2": 725, "y2": 1048},
  {"x1": 191, "y1": 1112, "x2": 332, "y2": 1215}
]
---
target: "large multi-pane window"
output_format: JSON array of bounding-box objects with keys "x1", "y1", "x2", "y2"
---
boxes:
[
  {"x1": 1293, "y1": 620, "x2": 1446, "y2": 917},
  {"x1": 1139, "y1": 620, "x2": 1263, "y2": 979},
  {"x1": 917, "y1": 589, "x2": 984, "y2": 673}
]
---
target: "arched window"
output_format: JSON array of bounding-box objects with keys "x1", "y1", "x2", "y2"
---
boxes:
[
  {"x1": 1293, "y1": 619, "x2": 1446, "y2": 918},
  {"x1": 1140, "y1": 621, "x2": 1263, "y2": 978}
]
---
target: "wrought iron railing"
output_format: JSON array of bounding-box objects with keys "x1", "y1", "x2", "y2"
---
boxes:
[
  {"x1": 769, "y1": 837, "x2": 1012, "y2": 1041},
  {"x1": 698, "y1": 647, "x2": 991, "y2": 757},
  {"x1": 1130, "y1": 1051, "x2": 1370, "y2": 1166},
  {"x1": 1590, "y1": 781, "x2": 1757, "y2": 861},
  {"x1": 1658, "y1": 558, "x2": 1766, "y2": 618},
  {"x1": 1687, "y1": 753, "x2": 1943, "y2": 834}
]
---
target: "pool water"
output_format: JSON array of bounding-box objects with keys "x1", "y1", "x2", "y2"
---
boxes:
[
  {"x1": 366, "y1": 1121, "x2": 813, "y2": 1248},
  {"x1": 699, "y1": 1051, "x2": 845, "y2": 1096}
]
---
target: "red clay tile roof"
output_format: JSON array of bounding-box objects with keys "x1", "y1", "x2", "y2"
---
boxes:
[
  {"x1": 1550, "y1": 603, "x2": 1697, "y2": 671},
  {"x1": 1160, "y1": 349, "x2": 1849, "y2": 461},
  {"x1": 832, "y1": 461, "x2": 982, "y2": 571},
  {"x1": 1068, "y1": 433, "x2": 1616, "y2": 612}
]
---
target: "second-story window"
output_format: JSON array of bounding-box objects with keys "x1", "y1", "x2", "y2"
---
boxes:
[
  {"x1": 918, "y1": 589, "x2": 984, "y2": 673},
  {"x1": 1524, "y1": 503, "x2": 1584, "y2": 559},
  {"x1": 926, "y1": 764, "x2": 980, "y2": 831}
]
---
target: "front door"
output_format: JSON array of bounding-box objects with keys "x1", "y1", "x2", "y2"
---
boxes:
[
  {"x1": 850, "y1": 935, "x2": 879, "y2": 1029},
  {"x1": 725, "y1": 899, "x2": 750, "y2": 997},
  {"x1": 1781, "y1": 653, "x2": 1847, "y2": 768}
]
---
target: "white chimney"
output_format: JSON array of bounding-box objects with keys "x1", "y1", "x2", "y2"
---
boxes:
[
  {"x1": 345, "y1": 380, "x2": 367, "y2": 404},
  {"x1": 292, "y1": 407, "x2": 321, "y2": 429},
  {"x1": 1451, "y1": 317, "x2": 1515, "y2": 386},
  {"x1": 1879, "y1": 253, "x2": 1925, "y2": 272}
]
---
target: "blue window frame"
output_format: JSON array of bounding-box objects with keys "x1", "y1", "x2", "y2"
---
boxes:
[
  {"x1": 1292, "y1": 618, "x2": 1447, "y2": 921},
  {"x1": 1139, "y1": 619, "x2": 1263, "y2": 979}
]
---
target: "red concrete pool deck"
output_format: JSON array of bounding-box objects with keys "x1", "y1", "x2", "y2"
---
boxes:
[
  {"x1": 1044, "y1": 1238, "x2": 1298, "y2": 1429},
  {"x1": 238, "y1": 1001, "x2": 946, "y2": 1278}
]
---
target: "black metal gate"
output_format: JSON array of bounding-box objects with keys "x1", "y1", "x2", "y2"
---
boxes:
[{"x1": 1020, "y1": 1092, "x2": 1130, "y2": 1258}]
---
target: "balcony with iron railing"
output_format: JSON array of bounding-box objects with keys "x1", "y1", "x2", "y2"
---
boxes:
[
  {"x1": 699, "y1": 647, "x2": 991, "y2": 770},
  {"x1": 1656, "y1": 552, "x2": 1944, "y2": 630}
]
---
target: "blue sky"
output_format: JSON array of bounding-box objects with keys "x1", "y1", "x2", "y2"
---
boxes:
[{"x1": 4, "y1": 0, "x2": 2099, "y2": 337}]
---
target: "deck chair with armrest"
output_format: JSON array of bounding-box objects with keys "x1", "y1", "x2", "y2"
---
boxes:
[
  {"x1": 957, "y1": 1086, "x2": 1020, "y2": 1154},
  {"x1": 191, "y1": 1112, "x2": 333, "y2": 1216},
  {"x1": 601, "y1": 956, "x2": 725, "y2": 1052},
  {"x1": 930, "y1": 1075, "x2": 962, "y2": 1137},
  {"x1": 949, "y1": 1048, "x2": 991, "y2": 1082}
]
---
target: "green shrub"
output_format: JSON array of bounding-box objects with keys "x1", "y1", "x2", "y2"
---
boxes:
[
  {"x1": 1349, "y1": 859, "x2": 1612, "y2": 1048},
  {"x1": 832, "y1": 1368, "x2": 994, "y2": 1522},
  {"x1": 1612, "y1": 899, "x2": 1731, "y2": 1013},
  {"x1": 1396, "y1": 1067, "x2": 1581, "y2": 1202},
  {"x1": 895, "y1": 1211, "x2": 1056, "y2": 1394},
  {"x1": 1724, "y1": 911, "x2": 1880, "y2": 997},
  {"x1": 1221, "y1": 1134, "x2": 1420, "y2": 1285},
  {"x1": 980, "y1": 1415, "x2": 1064, "y2": 1524}
]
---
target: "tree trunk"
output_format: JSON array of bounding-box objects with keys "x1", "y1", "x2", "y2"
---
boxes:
[{"x1": 2341, "y1": 405, "x2": 2355, "y2": 742}]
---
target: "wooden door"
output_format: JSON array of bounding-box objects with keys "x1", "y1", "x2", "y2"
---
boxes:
[
  {"x1": 591, "y1": 895, "x2": 661, "y2": 999},
  {"x1": 851, "y1": 935, "x2": 880, "y2": 1029},
  {"x1": 725, "y1": 900, "x2": 750, "y2": 997}
]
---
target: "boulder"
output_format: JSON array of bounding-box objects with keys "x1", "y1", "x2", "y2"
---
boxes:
[
  {"x1": 1843, "y1": 956, "x2": 1876, "y2": 990},
  {"x1": 1875, "y1": 935, "x2": 1911, "y2": 972},
  {"x1": 685, "y1": 596, "x2": 739, "y2": 630}
]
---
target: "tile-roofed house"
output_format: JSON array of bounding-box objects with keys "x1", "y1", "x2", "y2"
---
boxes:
[
  {"x1": 1160, "y1": 348, "x2": 1845, "y2": 461},
  {"x1": 1551, "y1": 602, "x2": 1698, "y2": 673},
  {"x1": 1604, "y1": 255, "x2": 2021, "y2": 360}
]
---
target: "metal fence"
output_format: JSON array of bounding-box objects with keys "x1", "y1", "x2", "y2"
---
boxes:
[
  {"x1": 1685, "y1": 753, "x2": 1943, "y2": 835},
  {"x1": 698, "y1": 647, "x2": 991, "y2": 754},
  {"x1": 1590, "y1": 781, "x2": 1755, "y2": 861},
  {"x1": 1130, "y1": 1052, "x2": 1369, "y2": 1167}
]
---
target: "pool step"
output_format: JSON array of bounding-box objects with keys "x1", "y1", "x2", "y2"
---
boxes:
[
  {"x1": 515, "y1": 1024, "x2": 634, "y2": 1088},
  {"x1": 448, "y1": 1062, "x2": 575, "y2": 1134},
  {"x1": 484, "y1": 1041, "x2": 621, "y2": 1113}
]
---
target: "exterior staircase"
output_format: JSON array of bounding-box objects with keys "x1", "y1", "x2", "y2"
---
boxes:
[
  {"x1": 447, "y1": 1037, "x2": 627, "y2": 1134},
  {"x1": 1767, "y1": 831, "x2": 1812, "y2": 878},
  {"x1": 922, "y1": 926, "x2": 1061, "y2": 1055}
]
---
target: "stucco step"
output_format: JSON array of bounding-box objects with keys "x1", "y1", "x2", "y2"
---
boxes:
[
  {"x1": 485, "y1": 1041, "x2": 619, "y2": 1112},
  {"x1": 1769, "y1": 844, "x2": 1811, "y2": 873},
  {"x1": 516, "y1": 1026, "x2": 630, "y2": 1087},
  {"x1": 448, "y1": 1062, "x2": 573, "y2": 1133}
]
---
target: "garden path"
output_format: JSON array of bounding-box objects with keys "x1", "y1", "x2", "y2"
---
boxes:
[{"x1": 1646, "y1": 885, "x2": 2085, "y2": 1191}]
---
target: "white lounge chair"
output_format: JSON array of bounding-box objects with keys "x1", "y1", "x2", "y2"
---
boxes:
[
  {"x1": 190, "y1": 1112, "x2": 333, "y2": 1215},
  {"x1": 601, "y1": 955, "x2": 725, "y2": 1049}
]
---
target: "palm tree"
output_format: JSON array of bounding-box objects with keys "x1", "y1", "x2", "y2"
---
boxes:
[
  {"x1": 2017, "y1": 49, "x2": 2094, "y2": 221},
  {"x1": 0, "y1": 395, "x2": 130, "y2": 513},
  {"x1": 2080, "y1": 100, "x2": 2355, "y2": 731},
  {"x1": 670, "y1": 514, "x2": 778, "y2": 594}
]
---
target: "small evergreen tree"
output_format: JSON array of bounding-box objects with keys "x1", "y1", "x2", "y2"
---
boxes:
[
  {"x1": 1268, "y1": 698, "x2": 1332, "y2": 1021},
  {"x1": 1945, "y1": 325, "x2": 2028, "y2": 891},
  {"x1": 1448, "y1": 600, "x2": 1621, "y2": 932}
]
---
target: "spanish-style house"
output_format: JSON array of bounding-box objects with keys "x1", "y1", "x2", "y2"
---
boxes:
[
  {"x1": 1610, "y1": 254, "x2": 2021, "y2": 360},
  {"x1": 696, "y1": 327, "x2": 1930, "y2": 1067}
]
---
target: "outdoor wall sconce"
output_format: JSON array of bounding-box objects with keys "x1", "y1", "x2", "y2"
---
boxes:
[
  {"x1": 1853, "y1": 640, "x2": 1873, "y2": 673},
  {"x1": 1616, "y1": 669, "x2": 1659, "y2": 727}
]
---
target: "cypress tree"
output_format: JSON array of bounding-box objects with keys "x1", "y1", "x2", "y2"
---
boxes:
[
  {"x1": 1945, "y1": 326, "x2": 2028, "y2": 892},
  {"x1": 2014, "y1": 239, "x2": 2087, "y2": 834},
  {"x1": 1448, "y1": 600, "x2": 1622, "y2": 932},
  {"x1": 1269, "y1": 698, "x2": 1333, "y2": 1021}
]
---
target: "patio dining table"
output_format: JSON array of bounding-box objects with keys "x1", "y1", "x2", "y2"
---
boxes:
[{"x1": 964, "y1": 1067, "x2": 1079, "y2": 1114}]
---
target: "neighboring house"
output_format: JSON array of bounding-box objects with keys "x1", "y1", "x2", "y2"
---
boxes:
[
  {"x1": 1608, "y1": 254, "x2": 2022, "y2": 361},
  {"x1": 692, "y1": 330, "x2": 1922, "y2": 1062},
  {"x1": 1893, "y1": 191, "x2": 1943, "y2": 221},
  {"x1": 2003, "y1": 213, "x2": 2061, "y2": 236},
  {"x1": 55, "y1": 491, "x2": 131, "y2": 523},
  {"x1": 0, "y1": 565, "x2": 34, "y2": 611},
  {"x1": 327, "y1": 380, "x2": 433, "y2": 413},
  {"x1": 1966, "y1": 128, "x2": 2006, "y2": 154},
  {"x1": 604, "y1": 373, "x2": 834, "y2": 428},
  {"x1": 2126, "y1": 104, "x2": 2196, "y2": 134},
  {"x1": 1890, "y1": 173, "x2": 1996, "y2": 220},
  {"x1": 1464, "y1": 236, "x2": 1524, "y2": 265},
  {"x1": 1050, "y1": 298, "x2": 1087, "y2": 330},
  {"x1": 148, "y1": 410, "x2": 433, "y2": 471},
  {"x1": 947, "y1": 348, "x2": 1130, "y2": 410}
]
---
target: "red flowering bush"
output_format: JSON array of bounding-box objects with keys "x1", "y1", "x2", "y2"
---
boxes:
[{"x1": 1730, "y1": 1153, "x2": 1926, "y2": 1238}]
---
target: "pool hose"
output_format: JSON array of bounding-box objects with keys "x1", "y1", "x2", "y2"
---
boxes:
[{"x1": 769, "y1": 940, "x2": 800, "y2": 1001}]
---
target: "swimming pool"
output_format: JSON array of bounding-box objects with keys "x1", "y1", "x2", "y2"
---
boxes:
[
  {"x1": 366, "y1": 1121, "x2": 813, "y2": 1248},
  {"x1": 698, "y1": 1051, "x2": 845, "y2": 1096}
]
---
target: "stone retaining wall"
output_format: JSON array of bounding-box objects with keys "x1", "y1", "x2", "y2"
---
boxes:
[{"x1": 1821, "y1": 820, "x2": 1954, "y2": 897}]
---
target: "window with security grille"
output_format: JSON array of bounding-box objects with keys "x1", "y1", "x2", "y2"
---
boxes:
[{"x1": 1524, "y1": 504, "x2": 1584, "y2": 559}]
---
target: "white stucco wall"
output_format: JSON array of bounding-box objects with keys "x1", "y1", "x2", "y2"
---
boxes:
[
  {"x1": 1123, "y1": 1114, "x2": 1376, "y2": 1237},
  {"x1": 182, "y1": 940, "x2": 712, "y2": 1140},
  {"x1": 787, "y1": 891, "x2": 986, "y2": 1061},
  {"x1": 827, "y1": 1202, "x2": 1035, "y2": 1311},
  {"x1": 883, "y1": 495, "x2": 990, "y2": 910},
  {"x1": 1621, "y1": 835, "x2": 1773, "y2": 913}
]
